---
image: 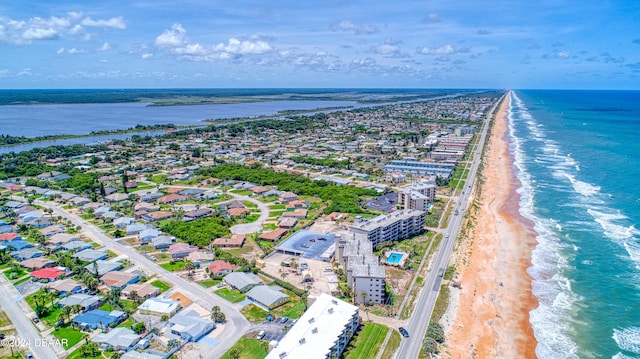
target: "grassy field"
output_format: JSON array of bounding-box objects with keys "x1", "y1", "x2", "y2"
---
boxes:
[
  {"x1": 220, "y1": 337, "x2": 268, "y2": 359},
  {"x1": 381, "y1": 329, "x2": 401, "y2": 359},
  {"x1": 198, "y1": 279, "x2": 222, "y2": 288},
  {"x1": 268, "y1": 204, "x2": 286, "y2": 210},
  {"x1": 52, "y1": 325, "x2": 86, "y2": 349},
  {"x1": 231, "y1": 189, "x2": 252, "y2": 196},
  {"x1": 215, "y1": 288, "x2": 247, "y2": 303},
  {"x1": 240, "y1": 304, "x2": 267, "y2": 323},
  {"x1": 346, "y1": 323, "x2": 389, "y2": 359},
  {"x1": 0, "y1": 311, "x2": 11, "y2": 327},
  {"x1": 160, "y1": 261, "x2": 186, "y2": 271},
  {"x1": 150, "y1": 279, "x2": 171, "y2": 292},
  {"x1": 271, "y1": 299, "x2": 306, "y2": 319}
]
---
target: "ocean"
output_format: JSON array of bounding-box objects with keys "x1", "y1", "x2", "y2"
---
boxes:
[{"x1": 508, "y1": 90, "x2": 640, "y2": 359}]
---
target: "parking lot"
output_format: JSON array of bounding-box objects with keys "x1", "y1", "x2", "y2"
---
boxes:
[
  {"x1": 250, "y1": 317, "x2": 297, "y2": 343},
  {"x1": 274, "y1": 230, "x2": 336, "y2": 260},
  {"x1": 361, "y1": 192, "x2": 398, "y2": 213}
]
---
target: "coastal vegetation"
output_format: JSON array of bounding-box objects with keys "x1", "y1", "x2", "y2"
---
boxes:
[
  {"x1": 160, "y1": 218, "x2": 231, "y2": 247},
  {"x1": 198, "y1": 163, "x2": 378, "y2": 214}
]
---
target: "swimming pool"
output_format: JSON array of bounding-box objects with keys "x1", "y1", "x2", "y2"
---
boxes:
[{"x1": 387, "y1": 253, "x2": 404, "y2": 264}]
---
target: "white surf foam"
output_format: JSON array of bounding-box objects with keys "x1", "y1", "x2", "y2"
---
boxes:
[{"x1": 613, "y1": 327, "x2": 640, "y2": 355}]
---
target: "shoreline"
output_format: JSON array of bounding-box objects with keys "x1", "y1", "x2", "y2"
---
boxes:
[{"x1": 444, "y1": 92, "x2": 539, "y2": 358}]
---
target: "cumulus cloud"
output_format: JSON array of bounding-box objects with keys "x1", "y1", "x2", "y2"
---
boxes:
[
  {"x1": 154, "y1": 23, "x2": 272, "y2": 62},
  {"x1": 373, "y1": 37, "x2": 404, "y2": 57},
  {"x1": 418, "y1": 44, "x2": 469, "y2": 55},
  {"x1": 423, "y1": 13, "x2": 440, "y2": 23},
  {"x1": 0, "y1": 12, "x2": 126, "y2": 46},
  {"x1": 330, "y1": 20, "x2": 378, "y2": 35},
  {"x1": 97, "y1": 42, "x2": 111, "y2": 51}
]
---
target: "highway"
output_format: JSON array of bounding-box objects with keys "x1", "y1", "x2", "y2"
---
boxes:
[
  {"x1": 36, "y1": 199, "x2": 252, "y2": 359},
  {"x1": 395, "y1": 92, "x2": 507, "y2": 358}
]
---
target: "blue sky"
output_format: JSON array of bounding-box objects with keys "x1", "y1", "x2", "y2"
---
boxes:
[{"x1": 1, "y1": 0, "x2": 639, "y2": 89}]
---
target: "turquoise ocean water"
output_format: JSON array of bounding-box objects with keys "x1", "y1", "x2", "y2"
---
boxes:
[{"x1": 509, "y1": 90, "x2": 640, "y2": 358}]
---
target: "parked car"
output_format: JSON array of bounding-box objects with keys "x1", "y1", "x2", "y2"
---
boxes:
[
  {"x1": 256, "y1": 330, "x2": 265, "y2": 339},
  {"x1": 399, "y1": 327, "x2": 409, "y2": 338}
]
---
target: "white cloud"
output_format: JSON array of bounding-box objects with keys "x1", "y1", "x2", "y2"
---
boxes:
[
  {"x1": 330, "y1": 20, "x2": 378, "y2": 35},
  {"x1": 557, "y1": 51, "x2": 570, "y2": 59},
  {"x1": 141, "y1": 53, "x2": 154, "y2": 59},
  {"x1": 418, "y1": 44, "x2": 469, "y2": 55},
  {"x1": 373, "y1": 37, "x2": 405, "y2": 57},
  {"x1": 423, "y1": 13, "x2": 440, "y2": 23},
  {"x1": 97, "y1": 42, "x2": 111, "y2": 51},
  {"x1": 154, "y1": 24, "x2": 272, "y2": 62},
  {"x1": 155, "y1": 23, "x2": 187, "y2": 47},
  {"x1": 17, "y1": 68, "x2": 32, "y2": 76},
  {"x1": 81, "y1": 16, "x2": 126, "y2": 30},
  {"x1": 0, "y1": 12, "x2": 126, "y2": 46}
]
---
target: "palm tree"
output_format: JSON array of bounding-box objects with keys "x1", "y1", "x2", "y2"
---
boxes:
[
  {"x1": 57, "y1": 312, "x2": 67, "y2": 325},
  {"x1": 183, "y1": 259, "x2": 194, "y2": 278},
  {"x1": 61, "y1": 305, "x2": 73, "y2": 323}
]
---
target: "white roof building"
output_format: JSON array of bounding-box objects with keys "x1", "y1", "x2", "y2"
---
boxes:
[
  {"x1": 266, "y1": 293, "x2": 359, "y2": 359},
  {"x1": 138, "y1": 297, "x2": 180, "y2": 317}
]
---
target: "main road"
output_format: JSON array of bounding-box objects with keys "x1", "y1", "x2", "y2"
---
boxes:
[
  {"x1": 36, "y1": 199, "x2": 252, "y2": 359},
  {"x1": 395, "y1": 92, "x2": 508, "y2": 358}
]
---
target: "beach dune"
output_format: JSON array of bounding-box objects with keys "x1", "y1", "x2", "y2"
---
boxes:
[{"x1": 445, "y1": 92, "x2": 538, "y2": 359}]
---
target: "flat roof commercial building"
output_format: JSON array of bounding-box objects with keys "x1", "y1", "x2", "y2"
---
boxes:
[
  {"x1": 336, "y1": 233, "x2": 386, "y2": 305},
  {"x1": 266, "y1": 293, "x2": 359, "y2": 359},
  {"x1": 350, "y1": 209, "x2": 425, "y2": 248}
]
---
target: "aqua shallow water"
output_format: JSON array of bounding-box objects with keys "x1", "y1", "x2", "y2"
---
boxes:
[
  {"x1": 387, "y1": 253, "x2": 403, "y2": 264},
  {"x1": 509, "y1": 90, "x2": 640, "y2": 359}
]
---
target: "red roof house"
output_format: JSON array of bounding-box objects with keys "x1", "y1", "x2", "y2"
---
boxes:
[{"x1": 30, "y1": 268, "x2": 66, "y2": 282}]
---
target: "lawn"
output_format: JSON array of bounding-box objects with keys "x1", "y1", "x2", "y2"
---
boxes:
[
  {"x1": 198, "y1": 279, "x2": 222, "y2": 288},
  {"x1": 345, "y1": 323, "x2": 389, "y2": 359},
  {"x1": 240, "y1": 304, "x2": 268, "y2": 323},
  {"x1": 220, "y1": 337, "x2": 268, "y2": 359},
  {"x1": 262, "y1": 223, "x2": 277, "y2": 231},
  {"x1": 215, "y1": 288, "x2": 247, "y2": 303},
  {"x1": 272, "y1": 299, "x2": 306, "y2": 319},
  {"x1": 244, "y1": 201, "x2": 258, "y2": 209},
  {"x1": 52, "y1": 325, "x2": 86, "y2": 349},
  {"x1": 0, "y1": 311, "x2": 11, "y2": 327},
  {"x1": 268, "y1": 204, "x2": 286, "y2": 210},
  {"x1": 160, "y1": 261, "x2": 186, "y2": 272},
  {"x1": 230, "y1": 189, "x2": 252, "y2": 196},
  {"x1": 66, "y1": 347, "x2": 102, "y2": 359},
  {"x1": 243, "y1": 214, "x2": 260, "y2": 223},
  {"x1": 150, "y1": 279, "x2": 171, "y2": 292},
  {"x1": 381, "y1": 329, "x2": 401, "y2": 359},
  {"x1": 258, "y1": 195, "x2": 278, "y2": 203},
  {"x1": 116, "y1": 318, "x2": 135, "y2": 329}
]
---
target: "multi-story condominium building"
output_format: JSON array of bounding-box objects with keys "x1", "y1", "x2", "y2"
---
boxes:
[
  {"x1": 266, "y1": 293, "x2": 359, "y2": 359},
  {"x1": 336, "y1": 232, "x2": 386, "y2": 304},
  {"x1": 399, "y1": 182, "x2": 437, "y2": 211},
  {"x1": 384, "y1": 160, "x2": 455, "y2": 178},
  {"x1": 350, "y1": 209, "x2": 425, "y2": 247}
]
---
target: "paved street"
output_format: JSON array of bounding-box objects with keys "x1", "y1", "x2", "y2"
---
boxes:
[
  {"x1": 395, "y1": 94, "x2": 505, "y2": 359},
  {"x1": 37, "y1": 200, "x2": 252, "y2": 359},
  {"x1": 0, "y1": 275, "x2": 62, "y2": 359}
]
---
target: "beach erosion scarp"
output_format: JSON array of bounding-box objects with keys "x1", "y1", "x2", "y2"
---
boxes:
[{"x1": 444, "y1": 92, "x2": 538, "y2": 359}]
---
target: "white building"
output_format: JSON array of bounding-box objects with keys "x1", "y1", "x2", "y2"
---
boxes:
[
  {"x1": 399, "y1": 182, "x2": 436, "y2": 211},
  {"x1": 336, "y1": 233, "x2": 386, "y2": 304},
  {"x1": 266, "y1": 293, "x2": 359, "y2": 359},
  {"x1": 350, "y1": 209, "x2": 425, "y2": 247}
]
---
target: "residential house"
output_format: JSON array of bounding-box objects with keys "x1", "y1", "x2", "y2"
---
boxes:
[
  {"x1": 71, "y1": 197, "x2": 90, "y2": 207},
  {"x1": 30, "y1": 267, "x2": 66, "y2": 282},
  {"x1": 11, "y1": 247, "x2": 43, "y2": 261},
  {"x1": 134, "y1": 202, "x2": 160, "y2": 212},
  {"x1": 279, "y1": 191, "x2": 299, "y2": 203},
  {"x1": 140, "y1": 211, "x2": 174, "y2": 222},
  {"x1": 73, "y1": 249, "x2": 107, "y2": 262},
  {"x1": 179, "y1": 189, "x2": 205, "y2": 198},
  {"x1": 228, "y1": 207, "x2": 250, "y2": 217},
  {"x1": 61, "y1": 240, "x2": 93, "y2": 253},
  {"x1": 250, "y1": 186, "x2": 269, "y2": 195},
  {"x1": 168, "y1": 310, "x2": 215, "y2": 342},
  {"x1": 84, "y1": 260, "x2": 122, "y2": 276},
  {"x1": 48, "y1": 233, "x2": 79, "y2": 245},
  {"x1": 184, "y1": 208, "x2": 213, "y2": 220},
  {"x1": 58, "y1": 294, "x2": 102, "y2": 311},
  {"x1": 73, "y1": 309, "x2": 125, "y2": 330},
  {"x1": 126, "y1": 223, "x2": 148, "y2": 235},
  {"x1": 157, "y1": 194, "x2": 187, "y2": 205},
  {"x1": 113, "y1": 217, "x2": 134, "y2": 228},
  {"x1": 212, "y1": 234, "x2": 245, "y2": 248},
  {"x1": 20, "y1": 257, "x2": 55, "y2": 270},
  {"x1": 169, "y1": 243, "x2": 197, "y2": 259},
  {"x1": 139, "y1": 228, "x2": 161, "y2": 243},
  {"x1": 259, "y1": 228, "x2": 288, "y2": 242},
  {"x1": 222, "y1": 272, "x2": 262, "y2": 292},
  {"x1": 138, "y1": 297, "x2": 180, "y2": 317},
  {"x1": 278, "y1": 217, "x2": 298, "y2": 229},
  {"x1": 101, "y1": 271, "x2": 139, "y2": 289},
  {"x1": 281, "y1": 208, "x2": 308, "y2": 219},
  {"x1": 105, "y1": 193, "x2": 129, "y2": 203},
  {"x1": 186, "y1": 251, "x2": 214, "y2": 267},
  {"x1": 226, "y1": 199, "x2": 245, "y2": 209},
  {"x1": 246, "y1": 285, "x2": 290, "y2": 310},
  {"x1": 39, "y1": 225, "x2": 65, "y2": 238},
  {"x1": 208, "y1": 260, "x2": 235, "y2": 277},
  {"x1": 122, "y1": 283, "x2": 159, "y2": 299},
  {"x1": 141, "y1": 192, "x2": 164, "y2": 203},
  {"x1": 152, "y1": 236, "x2": 173, "y2": 249},
  {"x1": 0, "y1": 232, "x2": 22, "y2": 242},
  {"x1": 92, "y1": 327, "x2": 140, "y2": 351},
  {"x1": 47, "y1": 278, "x2": 84, "y2": 296}
]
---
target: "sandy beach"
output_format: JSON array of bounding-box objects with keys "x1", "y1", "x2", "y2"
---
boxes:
[{"x1": 444, "y1": 92, "x2": 538, "y2": 358}]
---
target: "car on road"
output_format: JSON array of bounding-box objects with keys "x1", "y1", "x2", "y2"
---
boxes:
[
  {"x1": 310, "y1": 239, "x2": 316, "y2": 242},
  {"x1": 399, "y1": 327, "x2": 410, "y2": 338},
  {"x1": 300, "y1": 244, "x2": 309, "y2": 248},
  {"x1": 26, "y1": 353, "x2": 33, "y2": 359},
  {"x1": 32, "y1": 317, "x2": 39, "y2": 323},
  {"x1": 257, "y1": 330, "x2": 265, "y2": 339},
  {"x1": 437, "y1": 268, "x2": 445, "y2": 277}
]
